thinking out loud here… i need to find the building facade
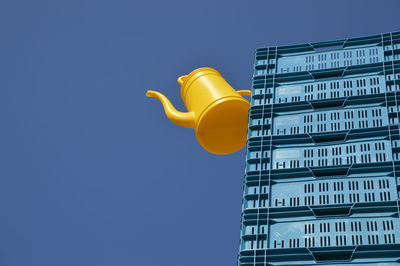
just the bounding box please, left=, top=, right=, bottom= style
left=239, top=32, right=400, bottom=265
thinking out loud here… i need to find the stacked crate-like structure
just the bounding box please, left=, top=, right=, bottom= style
left=239, top=32, right=400, bottom=265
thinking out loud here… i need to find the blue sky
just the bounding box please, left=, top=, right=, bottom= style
left=1, top=0, right=399, bottom=265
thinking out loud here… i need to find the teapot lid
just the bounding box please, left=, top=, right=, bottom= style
left=177, top=67, right=221, bottom=100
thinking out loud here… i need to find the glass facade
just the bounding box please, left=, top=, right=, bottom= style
left=239, top=31, right=400, bottom=266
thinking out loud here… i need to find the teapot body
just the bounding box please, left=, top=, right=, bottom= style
left=147, top=67, right=251, bottom=155
left=179, top=68, right=250, bottom=154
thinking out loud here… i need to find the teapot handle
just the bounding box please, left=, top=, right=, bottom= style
left=237, top=90, right=251, bottom=96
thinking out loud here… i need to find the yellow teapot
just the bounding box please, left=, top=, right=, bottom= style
left=146, top=67, right=251, bottom=155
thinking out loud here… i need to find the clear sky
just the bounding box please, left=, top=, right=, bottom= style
left=1, top=0, right=399, bottom=265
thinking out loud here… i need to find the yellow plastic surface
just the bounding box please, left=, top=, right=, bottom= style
left=146, top=67, right=251, bottom=155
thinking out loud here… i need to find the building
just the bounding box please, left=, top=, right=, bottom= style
left=239, top=31, right=400, bottom=265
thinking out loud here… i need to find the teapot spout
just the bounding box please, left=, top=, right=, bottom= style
left=146, top=90, right=195, bottom=128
